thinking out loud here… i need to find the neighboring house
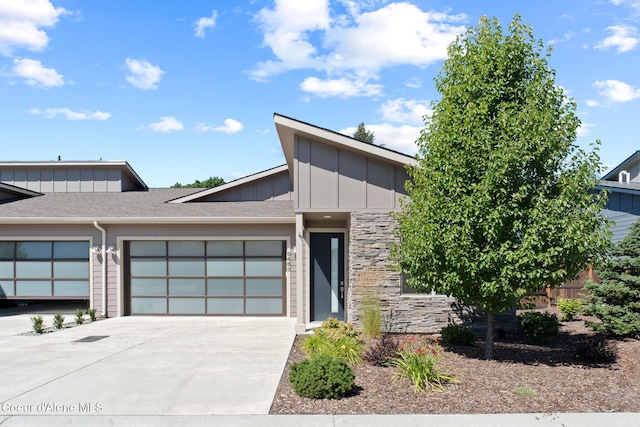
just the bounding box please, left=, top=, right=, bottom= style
left=0, top=114, right=511, bottom=334
left=596, top=150, right=640, bottom=243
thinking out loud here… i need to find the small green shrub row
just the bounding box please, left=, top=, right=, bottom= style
left=556, top=298, right=584, bottom=321
left=289, top=354, right=355, bottom=399
left=30, top=308, right=97, bottom=333
left=518, top=311, right=560, bottom=343
left=440, top=325, right=475, bottom=346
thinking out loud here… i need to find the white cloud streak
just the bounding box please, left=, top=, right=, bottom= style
left=148, top=116, right=184, bottom=132
left=11, top=58, right=63, bottom=88
left=252, top=0, right=466, bottom=98
left=595, top=25, right=639, bottom=53
left=577, top=122, right=594, bottom=137
left=379, top=98, right=431, bottom=125
left=29, top=107, right=110, bottom=120
left=0, top=0, right=68, bottom=55
left=595, top=79, right=640, bottom=102
left=196, top=118, right=244, bottom=134
left=195, top=10, right=217, bottom=38
left=125, top=58, right=164, bottom=90
left=341, top=122, right=421, bottom=154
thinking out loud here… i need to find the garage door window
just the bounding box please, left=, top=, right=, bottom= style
left=128, top=240, right=285, bottom=315
left=0, top=241, right=89, bottom=298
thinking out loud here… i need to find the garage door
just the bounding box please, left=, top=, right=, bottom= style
left=126, top=240, right=286, bottom=315
left=0, top=241, right=90, bottom=299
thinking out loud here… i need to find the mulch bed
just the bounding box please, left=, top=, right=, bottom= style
left=270, top=310, right=640, bottom=414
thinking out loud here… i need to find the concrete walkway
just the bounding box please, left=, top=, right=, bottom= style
left=0, top=315, right=296, bottom=415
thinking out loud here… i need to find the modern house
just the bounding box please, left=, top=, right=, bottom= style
left=0, top=114, right=509, bottom=334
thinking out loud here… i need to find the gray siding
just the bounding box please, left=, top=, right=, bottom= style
left=1, top=167, right=126, bottom=193
left=294, top=137, right=409, bottom=211
left=194, top=170, right=293, bottom=202
left=604, top=191, right=640, bottom=215
left=602, top=209, right=640, bottom=243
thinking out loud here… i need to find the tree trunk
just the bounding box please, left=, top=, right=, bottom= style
left=484, top=312, right=495, bottom=360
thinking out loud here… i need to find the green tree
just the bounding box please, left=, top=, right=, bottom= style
left=585, top=219, right=640, bottom=337
left=352, top=122, right=375, bottom=144
left=392, top=15, right=610, bottom=359
left=171, top=176, right=225, bottom=188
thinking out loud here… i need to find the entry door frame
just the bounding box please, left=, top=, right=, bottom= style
left=305, top=227, right=348, bottom=323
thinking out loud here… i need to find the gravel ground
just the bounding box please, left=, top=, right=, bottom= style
left=270, top=310, right=640, bottom=414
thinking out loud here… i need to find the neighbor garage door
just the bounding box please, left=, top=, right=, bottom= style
left=126, top=240, right=285, bottom=315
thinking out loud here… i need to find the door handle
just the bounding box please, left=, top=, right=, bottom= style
left=339, top=281, right=344, bottom=299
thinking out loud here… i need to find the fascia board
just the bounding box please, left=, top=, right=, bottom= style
left=0, top=217, right=295, bottom=225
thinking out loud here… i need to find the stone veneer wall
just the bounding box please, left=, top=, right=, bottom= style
left=347, top=211, right=516, bottom=335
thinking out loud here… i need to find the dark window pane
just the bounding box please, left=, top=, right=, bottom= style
left=0, top=242, right=13, bottom=259
left=53, top=242, right=89, bottom=259
left=16, top=242, right=52, bottom=259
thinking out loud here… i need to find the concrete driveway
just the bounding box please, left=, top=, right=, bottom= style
left=0, top=313, right=295, bottom=415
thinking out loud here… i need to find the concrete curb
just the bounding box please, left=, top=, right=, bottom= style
left=0, top=413, right=639, bottom=427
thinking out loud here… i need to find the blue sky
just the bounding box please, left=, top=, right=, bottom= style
left=1, top=0, right=639, bottom=187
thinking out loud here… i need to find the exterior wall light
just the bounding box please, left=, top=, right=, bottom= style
left=106, top=245, right=117, bottom=254
left=90, top=245, right=101, bottom=254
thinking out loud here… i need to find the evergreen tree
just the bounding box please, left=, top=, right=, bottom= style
left=392, top=15, right=610, bottom=359
left=585, top=219, right=640, bottom=337
left=171, top=176, right=225, bottom=188
left=352, top=122, right=375, bottom=144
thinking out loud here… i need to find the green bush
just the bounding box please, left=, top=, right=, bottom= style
left=87, top=308, right=97, bottom=321
left=556, top=298, right=584, bottom=321
left=31, top=315, right=44, bottom=334
left=289, top=355, right=355, bottom=399
left=301, top=318, right=364, bottom=364
left=390, top=337, right=459, bottom=393
left=576, top=337, right=617, bottom=364
left=440, top=325, right=475, bottom=346
left=53, top=313, right=65, bottom=329
left=518, top=311, right=560, bottom=343
left=75, top=309, right=85, bottom=325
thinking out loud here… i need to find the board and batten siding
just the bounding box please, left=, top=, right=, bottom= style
left=0, top=167, right=130, bottom=193
left=294, top=137, right=409, bottom=211
left=193, top=170, right=293, bottom=202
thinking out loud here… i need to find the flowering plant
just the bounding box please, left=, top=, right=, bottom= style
left=390, top=337, right=459, bottom=393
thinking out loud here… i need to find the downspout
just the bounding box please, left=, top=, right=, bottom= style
left=93, top=221, right=107, bottom=317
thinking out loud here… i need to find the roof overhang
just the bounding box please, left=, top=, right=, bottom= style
left=274, top=113, right=416, bottom=176
left=0, top=182, right=43, bottom=199
left=168, top=165, right=289, bottom=203
left=0, top=217, right=295, bottom=225
left=601, top=151, right=640, bottom=181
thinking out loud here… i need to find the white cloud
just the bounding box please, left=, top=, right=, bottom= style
left=577, top=122, right=594, bottom=137
left=196, top=118, right=244, bottom=134
left=124, top=58, right=164, bottom=90
left=252, top=1, right=466, bottom=98
left=0, top=0, right=68, bottom=55
left=595, top=25, right=639, bottom=53
left=194, top=10, right=217, bottom=38
left=548, top=32, right=574, bottom=45
left=148, top=116, right=184, bottom=132
left=300, top=75, right=382, bottom=97
left=29, top=107, right=110, bottom=120
left=379, top=98, right=431, bottom=125
left=11, top=58, right=63, bottom=88
left=340, top=122, right=421, bottom=154
left=585, top=99, right=599, bottom=107
left=404, top=77, right=422, bottom=89
left=595, top=79, right=640, bottom=102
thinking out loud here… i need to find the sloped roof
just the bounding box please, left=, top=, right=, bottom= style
left=596, top=180, right=640, bottom=194
left=169, top=165, right=289, bottom=204
left=0, top=182, right=42, bottom=200
left=601, top=151, right=640, bottom=181
left=0, top=188, right=294, bottom=224
left=274, top=113, right=416, bottom=176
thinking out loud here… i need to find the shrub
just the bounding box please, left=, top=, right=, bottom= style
left=556, top=298, right=584, bottom=321
left=360, top=292, right=382, bottom=338
left=576, top=337, right=617, bottom=364
left=31, top=315, right=44, bottom=334
left=389, top=337, right=459, bottom=393
left=87, top=308, right=97, bottom=321
left=53, top=313, right=65, bottom=329
left=440, top=325, right=475, bottom=346
left=513, top=386, right=537, bottom=397
left=364, top=335, right=399, bottom=367
left=289, top=355, right=355, bottom=399
left=75, top=309, right=85, bottom=325
left=301, top=318, right=364, bottom=364
left=518, top=311, right=560, bottom=343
